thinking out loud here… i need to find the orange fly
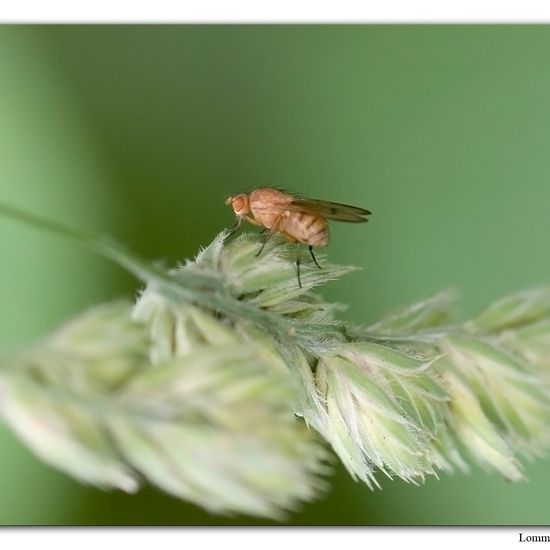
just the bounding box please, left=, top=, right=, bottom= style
left=225, top=187, right=371, bottom=287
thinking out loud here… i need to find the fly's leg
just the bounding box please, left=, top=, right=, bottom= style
left=255, top=215, right=283, bottom=257
left=255, top=229, right=276, bottom=257
left=309, top=245, right=322, bottom=269
left=296, top=244, right=302, bottom=288
left=225, top=217, right=242, bottom=239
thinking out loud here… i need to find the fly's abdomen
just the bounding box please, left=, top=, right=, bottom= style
left=281, top=213, right=329, bottom=246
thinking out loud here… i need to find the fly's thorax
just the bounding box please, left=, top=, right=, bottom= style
left=280, top=213, right=329, bottom=246
left=249, top=188, right=294, bottom=229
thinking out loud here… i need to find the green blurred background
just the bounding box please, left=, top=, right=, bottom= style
left=0, top=25, right=549, bottom=525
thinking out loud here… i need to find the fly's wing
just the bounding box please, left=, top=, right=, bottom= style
left=288, top=197, right=371, bottom=223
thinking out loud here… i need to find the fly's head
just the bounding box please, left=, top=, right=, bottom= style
left=225, top=193, right=250, bottom=218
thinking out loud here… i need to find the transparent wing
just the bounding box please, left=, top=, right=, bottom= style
left=288, top=197, right=371, bottom=223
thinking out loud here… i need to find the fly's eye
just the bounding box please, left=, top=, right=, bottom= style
left=232, top=195, right=246, bottom=214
